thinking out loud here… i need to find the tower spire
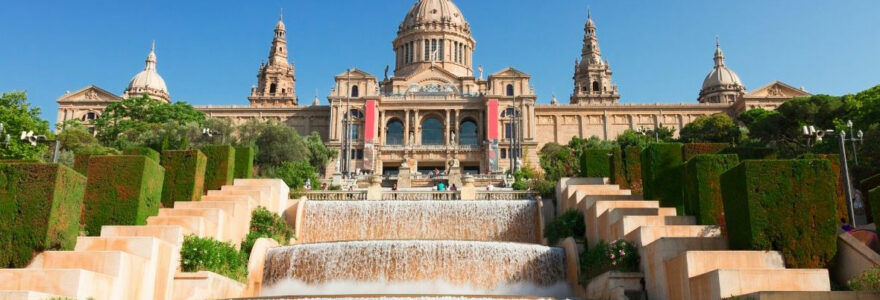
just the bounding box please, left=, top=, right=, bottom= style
left=714, top=36, right=726, bottom=67
left=145, top=41, right=157, bottom=71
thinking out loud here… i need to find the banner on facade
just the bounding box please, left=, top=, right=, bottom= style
left=488, top=139, right=499, bottom=173
left=363, top=142, right=374, bottom=171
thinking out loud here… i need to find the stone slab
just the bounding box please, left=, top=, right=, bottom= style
left=689, top=269, right=830, bottom=300
left=172, top=271, right=245, bottom=300
left=640, top=237, right=728, bottom=300
left=147, top=215, right=213, bottom=239
left=597, top=207, right=676, bottom=244
left=0, top=291, right=63, bottom=300
left=220, top=185, right=273, bottom=212
left=611, top=215, right=696, bottom=242
left=174, top=200, right=251, bottom=245
left=100, top=225, right=185, bottom=248
left=0, top=269, right=115, bottom=299
left=158, top=208, right=228, bottom=241
left=624, top=225, right=721, bottom=247
left=585, top=200, right=658, bottom=247
left=234, top=179, right=290, bottom=214
left=75, top=236, right=177, bottom=300
left=585, top=271, right=643, bottom=300
left=737, top=291, right=880, bottom=300
left=664, top=251, right=785, bottom=300
left=28, top=250, right=149, bottom=299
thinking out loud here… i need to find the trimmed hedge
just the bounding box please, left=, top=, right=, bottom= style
left=721, top=160, right=838, bottom=268
left=641, top=143, right=684, bottom=212
left=861, top=174, right=880, bottom=192
left=682, top=154, right=739, bottom=227
left=720, top=147, right=777, bottom=160
left=233, top=146, right=255, bottom=179
left=123, top=147, right=160, bottom=162
left=682, top=143, right=729, bottom=162
left=871, top=187, right=880, bottom=229
left=202, top=145, right=236, bottom=193
left=623, top=146, right=643, bottom=195
left=73, top=154, right=91, bottom=175
left=609, top=147, right=629, bottom=189
left=0, top=163, right=86, bottom=267
left=83, top=156, right=164, bottom=236
left=580, top=149, right=612, bottom=178
left=160, top=150, right=207, bottom=208
left=862, top=174, right=880, bottom=224
left=799, top=154, right=848, bottom=224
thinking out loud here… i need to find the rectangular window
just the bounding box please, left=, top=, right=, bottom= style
left=439, top=40, right=444, bottom=61
left=350, top=124, right=361, bottom=140
left=409, top=41, right=414, bottom=63
left=501, top=149, right=507, bottom=159
left=505, top=123, right=515, bottom=140
left=425, top=40, right=430, bottom=61
left=431, top=39, right=437, bottom=60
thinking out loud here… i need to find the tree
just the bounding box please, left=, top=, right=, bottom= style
left=94, top=95, right=205, bottom=149
left=679, top=114, right=741, bottom=143
left=55, top=120, right=117, bottom=155
left=616, top=126, right=676, bottom=150
left=304, top=131, right=336, bottom=173
left=0, top=91, right=51, bottom=160
left=539, top=142, right=578, bottom=182
left=254, top=121, right=309, bottom=168
left=271, top=161, right=319, bottom=190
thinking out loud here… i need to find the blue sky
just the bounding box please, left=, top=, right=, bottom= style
left=1, top=0, right=878, bottom=125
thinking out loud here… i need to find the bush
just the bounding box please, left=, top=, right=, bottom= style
left=271, top=161, right=319, bottom=190
left=202, top=145, right=235, bottom=193
left=849, top=266, right=880, bottom=291
left=160, top=150, right=207, bottom=207
left=799, top=154, right=849, bottom=224
left=641, top=143, right=684, bottom=212
left=73, top=154, right=91, bottom=175
left=233, top=147, right=255, bottom=179
left=180, top=235, right=247, bottom=282
left=609, top=147, right=628, bottom=189
left=240, top=207, right=294, bottom=260
left=720, top=147, right=777, bottom=160
left=579, top=239, right=640, bottom=283
left=0, top=163, right=86, bottom=268
left=544, top=209, right=586, bottom=246
left=123, top=147, right=160, bottom=162
left=82, top=156, right=164, bottom=236
left=682, top=143, right=729, bottom=162
left=682, top=154, right=739, bottom=227
left=580, top=149, right=612, bottom=178
left=871, top=187, right=880, bottom=229
left=623, top=146, right=643, bottom=194
left=721, top=160, right=838, bottom=268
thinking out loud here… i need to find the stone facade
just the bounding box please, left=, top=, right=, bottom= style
left=55, top=0, right=812, bottom=177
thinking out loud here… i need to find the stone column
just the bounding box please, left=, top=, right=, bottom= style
left=398, top=163, right=412, bottom=188
left=367, top=175, right=383, bottom=200
left=460, top=175, right=475, bottom=200
left=445, top=109, right=451, bottom=146
left=404, top=110, right=410, bottom=145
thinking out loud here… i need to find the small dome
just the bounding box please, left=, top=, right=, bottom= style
left=399, top=0, right=470, bottom=34
left=701, top=65, right=742, bottom=90
left=275, top=19, right=285, bottom=31
left=124, top=44, right=170, bottom=102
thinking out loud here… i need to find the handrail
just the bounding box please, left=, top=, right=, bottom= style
left=475, top=191, right=538, bottom=201
left=304, top=191, right=367, bottom=201
left=382, top=191, right=461, bottom=201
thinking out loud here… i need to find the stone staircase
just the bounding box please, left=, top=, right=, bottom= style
left=567, top=179, right=831, bottom=300
left=0, top=179, right=289, bottom=300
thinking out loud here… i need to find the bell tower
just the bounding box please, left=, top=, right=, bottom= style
left=249, top=11, right=298, bottom=107
left=571, top=9, right=619, bottom=105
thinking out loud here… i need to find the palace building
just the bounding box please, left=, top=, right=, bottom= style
left=56, top=0, right=812, bottom=181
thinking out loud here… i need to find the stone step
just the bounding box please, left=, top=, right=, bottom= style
left=625, top=225, right=721, bottom=247
left=146, top=215, right=217, bottom=240
left=233, top=179, right=290, bottom=214
left=174, top=200, right=252, bottom=245
left=566, top=188, right=633, bottom=213
left=611, top=215, right=696, bottom=242
left=597, top=207, right=677, bottom=244
left=219, top=185, right=272, bottom=212
left=208, top=189, right=269, bottom=212
left=158, top=208, right=228, bottom=241
left=0, top=269, right=115, bottom=299
left=0, top=291, right=63, bottom=300
left=100, top=225, right=185, bottom=248
left=28, top=250, right=149, bottom=299
left=585, top=200, right=660, bottom=247
left=75, top=236, right=178, bottom=300
left=639, top=237, right=728, bottom=300
left=689, top=269, right=830, bottom=300
left=201, top=194, right=257, bottom=210
left=665, top=251, right=786, bottom=300
left=172, top=271, right=246, bottom=300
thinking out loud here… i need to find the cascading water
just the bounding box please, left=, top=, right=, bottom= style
left=261, top=240, right=571, bottom=298
left=299, top=201, right=540, bottom=243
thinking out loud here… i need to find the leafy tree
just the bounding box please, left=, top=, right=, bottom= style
left=94, top=95, right=205, bottom=148
left=304, top=131, right=336, bottom=173
left=616, top=126, right=676, bottom=150
left=55, top=120, right=117, bottom=155
left=539, top=142, right=577, bottom=182
left=679, top=113, right=741, bottom=143
left=235, top=118, right=269, bottom=147
left=0, top=91, right=51, bottom=160
left=270, top=161, right=320, bottom=190
left=254, top=121, right=310, bottom=168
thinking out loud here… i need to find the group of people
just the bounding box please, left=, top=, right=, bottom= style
left=435, top=182, right=457, bottom=191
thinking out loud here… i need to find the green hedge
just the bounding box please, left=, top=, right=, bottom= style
left=720, top=147, right=777, bottom=160
left=721, top=160, right=838, bottom=268
left=623, top=146, right=643, bottom=195
left=682, top=143, right=729, bottom=161
left=682, top=154, right=739, bottom=226
left=0, top=163, right=86, bottom=267
left=241, top=207, right=295, bottom=260
left=233, top=147, right=254, bottom=179
left=641, top=143, right=684, bottom=212
left=862, top=174, right=880, bottom=224
left=160, top=150, right=207, bottom=208
left=180, top=235, right=247, bottom=282
left=123, top=147, right=160, bottom=162
left=83, top=156, right=164, bottom=236
left=202, top=145, right=235, bottom=193
left=580, top=149, right=612, bottom=178
left=609, top=147, right=628, bottom=189
left=543, top=209, right=586, bottom=246
left=73, top=154, right=91, bottom=175
left=870, top=187, right=880, bottom=229
left=799, top=154, right=848, bottom=224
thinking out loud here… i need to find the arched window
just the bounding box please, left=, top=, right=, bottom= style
left=344, top=109, right=364, bottom=120
left=386, top=119, right=404, bottom=145
left=592, top=81, right=600, bottom=92
left=501, top=107, right=520, bottom=118
left=421, top=117, right=444, bottom=145
left=351, top=85, right=359, bottom=97
left=459, top=119, right=478, bottom=145
left=506, top=84, right=515, bottom=96
left=270, top=83, right=277, bottom=94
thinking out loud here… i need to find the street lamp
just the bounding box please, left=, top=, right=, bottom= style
left=805, top=124, right=865, bottom=226
left=202, top=128, right=223, bottom=144
left=0, top=124, right=11, bottom=146
left=846, top=120, right=864, bottom=166
left=636, top=127, right=659, bottom=143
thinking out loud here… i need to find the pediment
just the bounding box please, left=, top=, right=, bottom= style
left=335, top=68, right=376, bottom=79
left=745, top=81, right=811, bottom=98
left=489, top=67, right=531, bottom=78
left=57, top=85, right=122, bottom=103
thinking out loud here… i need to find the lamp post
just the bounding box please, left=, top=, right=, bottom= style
left=202, top=128, right=222, bottom=144
left=804, top=124, right=864, bottom=226
left=636, top=127, right=659, bottom=143
left=846, top=120, right=864, bottom=166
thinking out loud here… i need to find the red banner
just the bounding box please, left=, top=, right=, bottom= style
left=487, top=99, right=499, bottom=140
left=364, top=100, right=376, bottom=143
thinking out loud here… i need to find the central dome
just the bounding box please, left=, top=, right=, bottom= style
left=399, top=0, right=470, bottom=35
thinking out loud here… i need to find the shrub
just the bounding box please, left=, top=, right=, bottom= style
left=233, top=146, right=255, bottom=179
left=721, top=160, right=838, bottom=268
left=82, top=156, right=164, bottom=236
left=272, top=161, right=319, bottom=190
left=682, top=154, right=739, bottom=227
left=202, top=145, right=235, bottom=193
left=123, top=147, right=160, bottom=162
left=682, top=143, right=729, bottom=162
left=849, top=266, right=880, bottom=291
left=73, top=154, right=91, bottom=175
left=623, top=146, right=643, bottom=194
left=720, top=146, right=777, bottom=160
left=180, top=235, right=247, bottom=282
left=609, top=147, right=628, bottom=189
left=240, top=207, right=294, bottom=260
left=579, top=239, right=640, bottom=283
left=799, top=154, right=848, bottom=224
left=544, top=209, right=586, bottom=246
left=160, top=150, right=207, bottom=207
left=580, top=149, right=612, bottom=178
left=871, top=187, right=880, bottom=229
left=0, top=163, right=86, bottom=268
left=641, top=143, right=684, bottom=212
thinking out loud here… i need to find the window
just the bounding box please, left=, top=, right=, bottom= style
left=506, top=84, right=514, bottom=96
left=421, top=117, right=444, bottom=145
left=505, top=123, right=516, bottom=140
left=592, top=81, right=600, bottom=92
left=431, top=39, right=437, bottom=60
left=386, top=119, right=404, bottom=145
left=439, top=39, right=444, bottom=61
left=269, top=83, right=277, bottom=94
left=409, top=41, right=415, bottom=63
left=349, top=124, right=361, bottom=140
left=82, top=112, right=97, bottom=121
left=459, top=119, right=478, bottom=145
left=351, top=85, right=359, bottom=97
left=424, top=40, right=430, bottom=61
left=345, top=109, right=364, bottom=119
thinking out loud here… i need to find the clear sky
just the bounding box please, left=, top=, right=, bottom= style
left=1, top=0, right=878, bottom=126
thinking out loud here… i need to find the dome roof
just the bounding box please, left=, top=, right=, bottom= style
left=701, top=42, right=743, bottom=90
left=125, top=43, right=170, bottom=102
left=399, top=0, right=470, bottom=35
